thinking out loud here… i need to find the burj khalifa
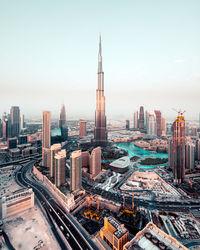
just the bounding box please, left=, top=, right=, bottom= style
left=94, top=36, right=107, bottom=146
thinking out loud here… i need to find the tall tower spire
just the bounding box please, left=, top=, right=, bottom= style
left=94, top=36, right=107, bottom=146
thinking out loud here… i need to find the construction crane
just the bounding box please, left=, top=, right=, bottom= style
left=172, top=108, right=186, bottom=117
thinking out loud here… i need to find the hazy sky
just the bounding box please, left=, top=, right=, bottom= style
left=0, top=0, right=200, bottom=121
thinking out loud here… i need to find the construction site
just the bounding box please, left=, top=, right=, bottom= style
left=73, top=190, right=149, bottom=236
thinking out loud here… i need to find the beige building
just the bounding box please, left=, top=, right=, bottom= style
left=81, top=147, right=101, bottom=179
left=79, top=120, right=87, bottom=137
left=42, top=111, right=51, bottom=166
left=133, top=111, right=138, bottom=129
left=50, top=143, right=61, bottom=178
left=70, top=150, right=82, bottom=192
left=2, top=189, right=34, bottom=219
left=123, top=222, right=187, bottom=250
left=90, top=147, right=101, bottom=178
left=54, top=149, right=66, bottom=187
left=161, top=117, right=166, bottom=136
left=100, top=216, right=129, bottom=250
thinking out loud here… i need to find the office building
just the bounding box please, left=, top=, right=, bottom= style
left=154, top=110, right=162, bottom=137
left=139, top=106, right=144, bottom=130
left=191, top=126, right=198, bottom=137
left=70, top=150, right=82, bottom=192
left=185, top=125, right=190, bottom=136
left=90, top=147, right=101, bottom=178
left=2, top=189, right=34, bottom=219
left=161, top=117, right=166, bottom=136
left=79, top=120, right=87, bottom=137
left=43, top=148, right=51, bottom=168
left=59, top=104, right=66, bottom=128
left=100, top=216, right=129, bottom=250
left=185, top=141, right=195, bottom=170
left=50, top=143, right=61, bottom=178
left=145, top=110, right=150, bottom=129
left=18, top=135, right=28, bottom=144
left=94, top=36, right=107, bottom=146
left=7, top=137, right=17, bottom=149
left=54, top=149, right=66, bottom=187
left=123, top=222, right=187, bottom=250
left=168, top=138, right=173, bottom=170
left=195, top=139, right=200, bottom=161
left=147, top=111, right=156, bottom=136
left=133, top=111, right=138, bottom=129
left=10, top=106, right=20, bottom=137
left=172, top=113, right=186, bottom=184
left=42, top=111, right=51, bottom=166
left=125, top=120, right=130, bottom=130
left=0, top=119, right=2, bottom=138
left=20, top=114, right=25, bottom=130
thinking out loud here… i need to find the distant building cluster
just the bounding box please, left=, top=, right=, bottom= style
left=133, top=106, right=166, bottom=137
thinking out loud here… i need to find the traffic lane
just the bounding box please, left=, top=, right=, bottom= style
left=18, top=165, right=90, bottom=250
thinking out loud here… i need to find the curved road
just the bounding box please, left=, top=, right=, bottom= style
left=15, top=161, right=98, bottom=250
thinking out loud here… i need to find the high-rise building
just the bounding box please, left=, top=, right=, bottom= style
left=42, top=111, right=51, bottom=166
left=145, top=110, right=150, bottom=129
left=90, top=147, right=101, bottom=178
left=54, top=149, right=66, bottom=187
left=168, top=138, right=173, bottom=170
left=79, top=120, right=87, bottom=137
left=154, top=110, right=162, bottom=137
left=147, top=111, right=156, bottom=136
left=185, top=124, right=190, bottom=136
left=185, top=142, right=195, bottom=170
left=0, top=119, right=3, bottom=138
left=139, top=106, right=144, bottom=131
left=161, top=117, right=166, bottom=136
left=43, top=148, right=51, bottom=168
left=172, top=113, right=186, bottom=184
left=70, top=150, right=82, bottom=192
left=195, top=139, right=200, bottom=161
left=94, top=36, right=107, bottom=146
left=50, top=143, right=61, bottom=178
left=191, top=126, right=198, bottom=137
left=10, top=106, right=20, bottom=137
left=59, top=104, right=66, bottom=128
left=125, top=120, right=130, bottom=130
left=20, top=114, right=25, bottom=130
left=133, top=111, right=138, bottom=129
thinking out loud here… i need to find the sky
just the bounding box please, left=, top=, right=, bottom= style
left=0, top=0, right=200, bottom=121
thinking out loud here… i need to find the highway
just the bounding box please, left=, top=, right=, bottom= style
left=15, top=161, right=98, bottom=250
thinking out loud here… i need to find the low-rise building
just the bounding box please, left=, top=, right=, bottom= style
left=123, top=222, right=187, bottom=250
left=2, top=188, right=34, bottom=219
left=100, top=216, right=129, bottom=250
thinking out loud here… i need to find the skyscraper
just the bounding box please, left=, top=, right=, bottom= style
left=154, top=110, right=162, bottom=137
left=42, top=111, right=51, bottom=166
left=10, top=106, right=20, bottom=137
left=54, top=149, right=66, bottom=187
left=147, top=111, right=156, bottom=136
left=59, top=104, right=66, bottom=128
left=79, top=120, right=87, bottom=137
left=94, top=36, right=107, bottom=146
left=90, top=146, right=101, bottom=178
left=172, top=113, right=186, bottom=184
left=50, top=143, right=61, bottom=178
left=70, top=150, right=82, bottom=192
left=133, top=111, right=138, bottom=129
left=185, top=141, right=195, bottom=170
left=195, top=139, right=200, bottom=161
left=139, top=106, right=144, bottom=131
left=161, top=117, right=166, bottom=136
left=126, top=120, right=130, bottom=130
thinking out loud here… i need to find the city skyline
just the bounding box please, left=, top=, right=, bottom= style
left=0, top=1, right=200, bottom=120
